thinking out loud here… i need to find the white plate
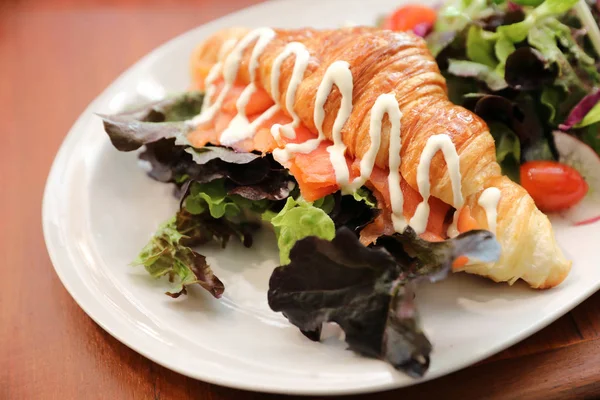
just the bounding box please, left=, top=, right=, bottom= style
left=43, top=0, right=600, bottom=395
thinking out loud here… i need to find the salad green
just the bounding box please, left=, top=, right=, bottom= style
left=427, top=0, right=600, bottom=176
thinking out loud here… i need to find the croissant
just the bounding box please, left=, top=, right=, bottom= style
left=188, top=27, right=571, bottom=289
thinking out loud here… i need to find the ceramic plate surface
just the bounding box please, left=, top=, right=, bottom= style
left=43, top=0, right=600, bottom=394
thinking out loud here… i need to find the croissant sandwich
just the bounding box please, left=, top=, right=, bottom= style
left=177, top=26, right=569, bottom=289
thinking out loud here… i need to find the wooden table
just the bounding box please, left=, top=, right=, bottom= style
left=2, top=0, right=600, bottom=398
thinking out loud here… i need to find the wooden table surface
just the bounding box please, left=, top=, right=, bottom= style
left=2, top=0, right=600, bottom=399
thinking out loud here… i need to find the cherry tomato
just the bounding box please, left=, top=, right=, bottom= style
left=520, top=161, right=588, bottom=212
left=382, top=5, right=437, bottom=34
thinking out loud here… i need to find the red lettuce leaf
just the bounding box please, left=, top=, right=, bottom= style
left=268, top=227, right=500, bottom=377
left=505, top=47, right=558, bottom=91
left=328, top=191, right=380, bottom=233
left=141, top=140, right=294, bottom=201
left=134, top=211, right=227, bottom=299
left=101, top=92, right=295, bottom=202
left=99, top=91, right=204, bottom=151
left=469, top=93, right=557, bottom=161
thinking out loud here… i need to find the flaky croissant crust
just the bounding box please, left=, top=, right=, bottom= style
left=191, top=27, right=571, bottom=288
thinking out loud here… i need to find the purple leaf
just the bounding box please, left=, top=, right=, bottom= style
left=268, top=227, right=500, bottom=377
left=559, top=90, right=600, bottom=131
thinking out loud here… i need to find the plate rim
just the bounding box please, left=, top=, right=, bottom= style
left=42, top=0, right=600, bottom=395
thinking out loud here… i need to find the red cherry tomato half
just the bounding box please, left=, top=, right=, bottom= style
left=520, top=161, right=588, bottom=212
left=382, top=5, right=437, bottom=33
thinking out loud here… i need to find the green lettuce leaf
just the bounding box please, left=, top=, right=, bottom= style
left=351, top=186, right=377, bottom=208
left=466, top=25, right=498, bottom=68
left=494, top=35, right=516, bottom=70
left=511, top=0, right=543, bottom=5
left=263, top=188, right=379, bottom=265
left=266, top=197, right=336, bottom=265
left=488, top=121, right=521, bottom=182
left=134, top=178, right=272, bottom=299
left=184, top=180, right=272, bottom=218
left=428, top=0, right=495, bottom=56
left=447, top=59, right=508, bottom=90
left=435, top=0, right=493, bottom=34
left=497, top=0, right=579, bottom=43
left=541, top=86, right=561, bottom=123
left=185, top=180, right=243, bottom=218
left=133, top=213, right=225, bottom=298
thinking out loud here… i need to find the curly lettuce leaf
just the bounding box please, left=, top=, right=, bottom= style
left=100, top=92, right=296, bottom=200
left=268, top=227, right=500, bottom=377
left=133, top=191, right=266, bottom=300
left=466, top=25, right=498, bottom=68
left=428, top=0, right=500, bottom=57
left=133, top=214, right=225, bottom=298
left=497, top=0, right=579, bottom=43
left=504, top=47, right=558, bottom=90
left=99, top=91, right=203, bottom=151
left=472, top=94, right=556, bottom=161
left=495, top=35, right=516, bottom=68
left=176, top=207, right=259, bottom=249
left=527, top=22, right=584, bottom=89
left=142, top=141, right=295, bottom=200
left=435, top=0, right=494, bottom=35
left=265, top=197, right=336, bottom=265
left=263, top=188, right=379, bottom=265
left=351, top=186, right=377, bottom=208
left=511, top=0, right=543, bottom=6
left=447, top=59, right=508, bottom=90
left=184, top=180, right=244, bottom=218
left=330, top=190, right=380, bottom=231
left=184, top=146, right=259, bottom=165
left=488, top=121, right=522, bottom=182
left=184, top=180, right=272, bottom=218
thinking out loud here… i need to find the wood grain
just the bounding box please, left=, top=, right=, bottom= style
left=1, top=1, right=599, bottom=399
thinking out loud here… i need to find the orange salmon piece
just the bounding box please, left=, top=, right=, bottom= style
left=457, top=206, right=480, bottom=233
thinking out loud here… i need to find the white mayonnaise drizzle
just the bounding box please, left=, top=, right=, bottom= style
left=189, top=28, right=275, bottom=128
left=270, top=42, right=310, bottom=141
left=273, top=60, right=353, bottom=164
left=346, top=94, right=397, bottom=192
left=323, top=61, right=354, bottom=189
left=220, top=28, right=276, bottom=145
left=201, top=38, right=238, bottom=111
left=411, top=134, right=463, bottom=235
left=478, top=187, right=501, bottom=235
left=380, top=96, right=407, bottom=232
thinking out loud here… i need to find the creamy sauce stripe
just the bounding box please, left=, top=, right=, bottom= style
left=190, top=28, right=275, bottom=128
left=322, top=61, right=354, bottom=190
left=201, top=38, right=238, bottom=112
left=410, top=134, right=464, bottom=235
left=189, top=28, right=498, bottom=236
left=220, top=28, right=276, bottom=145
left=270, top=42, right=311, bottom=141
left=274, top=60, right=353, bottom=163
left=478, top=187, right=501, bottom=235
